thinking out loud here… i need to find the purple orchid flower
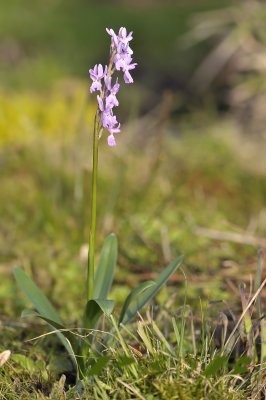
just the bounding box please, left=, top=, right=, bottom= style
left=104, top=76, right=120, bottom=95
left=89, top=27, right=136, bottom=146
left=117, top=27, right=133, bottom=45
left=89, top=64, right=107, bottom=93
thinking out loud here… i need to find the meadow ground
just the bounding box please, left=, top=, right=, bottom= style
left=1, top=1, right=266, bottom=398
left=1, top=83, right=266, bottom=399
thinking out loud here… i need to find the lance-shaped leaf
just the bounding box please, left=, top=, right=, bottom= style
left=94, top=234, right=117, bottom=299
left=21, top=309, right=65, bottom=330
left=84, top=299, right=114, bottom=331
left=120, top=255, right=184, bottom=325
left=119, top=281, right=155, bottom=324
left=13, top=267, right=63, bottom=326
left=13, top=268, right=79, bottom=374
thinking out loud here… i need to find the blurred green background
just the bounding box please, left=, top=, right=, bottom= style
left=0, top=0, right=229, bottom=90
left=1, top=0, right=266, bottom=318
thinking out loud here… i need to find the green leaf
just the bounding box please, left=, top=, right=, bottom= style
left=21, top=309, right=65, bottom=330
left=87, top=356, right=111, bottom=377
left=120, top=255, right=183, bottom=325
left=94, top=234, right=117, bottom=299
left=56, top=333, right=79, bottom=376
left=118, top=281, right=155, bottom=324
left=84, top=299, right=114, bottom=330
left=13, top=267, right=63, bottom=326
left=13, top=269, right=79, bottom=375
left=204, top=355, right=229, bottom=377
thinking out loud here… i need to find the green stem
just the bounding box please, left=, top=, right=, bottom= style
left=87, top=112, right=100, bottom=300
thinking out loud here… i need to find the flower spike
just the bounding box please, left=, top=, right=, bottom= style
left=89, top=27, right=137, bottom=146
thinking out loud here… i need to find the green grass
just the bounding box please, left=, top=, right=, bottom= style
left=0, top=308, right=261, bottom=399
left=1, top=83, right=266, bottom=397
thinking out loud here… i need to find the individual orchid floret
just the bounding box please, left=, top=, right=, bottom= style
left=97, top=94, right=118, bottom=112
left=89, top=64, right=107, bottom=93
left=102, top=111, right=119, bottom=130
left=106, top=28, right=119, bottom=48
left=104, top=78, right=120, bottom=108
left=107, top=123, right=121, bottom=147
left=104, top=76, right=120, bottom=95
left=114, top=53, right=132, bottom=71
left=106, top=27, right=133, bottom=48
left=113, top=46, right=137, bottom=83
left=107, top=134, right=116, bottom=147
left=89, top=27, right=136, bottom=146
left=117, top=27, right=133, bottom=45
left=123, top=63, right=137, bottom=84
left=97, top=95, right=119, bottom=130
left=90, top=80, right=103, bottom=93
left=106, top=93, right=119, bottom=109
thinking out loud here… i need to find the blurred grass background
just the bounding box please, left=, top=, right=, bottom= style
left=1, top=0, right=266, bottom=319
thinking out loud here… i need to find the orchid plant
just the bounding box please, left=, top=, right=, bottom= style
left=13, top=27, right=183, bottom=379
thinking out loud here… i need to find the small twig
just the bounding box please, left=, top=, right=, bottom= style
left=195, top=226, right=266, bottom=248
